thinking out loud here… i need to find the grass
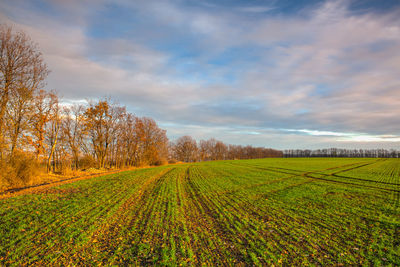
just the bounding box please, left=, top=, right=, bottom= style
left=0, top=158, right=399, bottom=265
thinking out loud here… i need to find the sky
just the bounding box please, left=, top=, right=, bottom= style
left=1, top=0, right=400, bottom=150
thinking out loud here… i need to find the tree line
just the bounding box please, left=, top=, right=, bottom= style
left=284, top=148, right=400, bottom=158
left=0, top=24, right=170, bottom=185
left=0, top=27, right=168, bottom=168
left=171, top=135, right=282, bottom=162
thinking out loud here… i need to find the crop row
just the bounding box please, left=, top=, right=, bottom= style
left=0, top=158, right=399, bottom=265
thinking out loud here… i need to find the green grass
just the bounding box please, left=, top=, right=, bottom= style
left=0, top=158, right=399, bottom=265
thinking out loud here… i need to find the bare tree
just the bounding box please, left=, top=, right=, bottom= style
left=120, top=113, right=137, bottom=167
left=7, top=83, right=35, bottom=158
left=199, top=140, right=210, bottom=161
left=31, top=90, right=54, bottom=161
left=0, top=24, right=49, bottom=159
left=45, top=93, right=60, bottom=172
left=174, top=136, right=282, bottom=162
left=174, top=135, right=198, bottom=162
left=62, top=104, right=85, bottom=170
left=214, top=141, right=227, bottom=160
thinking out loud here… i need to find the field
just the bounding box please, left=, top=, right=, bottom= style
left=0, top=158, right=399, bottom=265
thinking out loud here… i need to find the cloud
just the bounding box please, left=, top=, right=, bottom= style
left=236, top=6, right=275, bottom=13
left=285, top=129, right=400, bottom=142
left=1, top=0, right=400, bottom=148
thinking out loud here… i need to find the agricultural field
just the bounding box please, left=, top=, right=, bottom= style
left=0, top=158, right=399, bottom=265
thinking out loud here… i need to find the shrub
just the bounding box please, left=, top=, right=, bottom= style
left=0, top=151, right=40, bottom=188
left=79, top=155, right=97, bottom=170
left=168, top=158, right=178, bottom=164
left=0, top=160, right=14, bottom=191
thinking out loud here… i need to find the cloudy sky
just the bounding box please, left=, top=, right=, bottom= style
left=1, top=0, right=400, bottom=149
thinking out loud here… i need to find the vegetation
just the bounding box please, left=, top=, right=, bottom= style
left=171, top=135, right=282, bottom=163
left=0, top=158, right=399, bottom=265
left=285, top=148, right=400, bottom=158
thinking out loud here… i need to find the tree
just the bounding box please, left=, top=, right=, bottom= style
left=199, top=139, right=211, bottom=161
left=174, top=135, right=198, bottom=162
left=83, top=99, right=125, bottom=168
left=119, top=113, right=139, bottom=168
left=106, top=105, right=125, bottom=168
left=7, top=83, right=35, bottom=158
left=199, top=138, right=217, bottom=161
left=173, top=136, right=283, bottom=162
left=0, top=24, right=49, bottom=159
left=214, top=141, right=227, bottom=160
left=134, top=117, right=168, bottom=166
left=45, top=93, right=60, bottom=172
left=83, top=100, right=112, bottom=168
left=31, top=90, right=55, bottom=160
left=62, top=104, right=85, bottom=170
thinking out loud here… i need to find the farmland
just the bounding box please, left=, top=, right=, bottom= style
left=0, top=158, right=399, bottom=265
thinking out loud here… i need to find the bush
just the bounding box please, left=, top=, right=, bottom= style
left=153, top=157, right=168, bottom=166
left=59, top=164, right=75, bottom=176
left=0, top=160, right=14, bottom=191
left=0, top=151, right=40, bottom=188
left=79, top=155, right=97, bottom=170
left=168, top=158, right=178, bottom=164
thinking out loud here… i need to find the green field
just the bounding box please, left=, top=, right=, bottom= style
left=0, top=158, right=399, bottom=265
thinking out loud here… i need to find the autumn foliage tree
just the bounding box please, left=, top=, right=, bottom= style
left=133, top=117, right=168, bottom=166
left=83, top=100, right=116, bottom=168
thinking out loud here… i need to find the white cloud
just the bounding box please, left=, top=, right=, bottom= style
left=236, top=6, right=275, bottom=13
left=1, top=0, right=400, bottom=148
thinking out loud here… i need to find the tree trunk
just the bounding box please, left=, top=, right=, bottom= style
left=47, top=123, right=59, bottom=173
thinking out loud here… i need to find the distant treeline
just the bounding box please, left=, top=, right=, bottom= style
left=284, top=148, right=400, bottom=158
left=170, top=136, right=282, bottom=163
